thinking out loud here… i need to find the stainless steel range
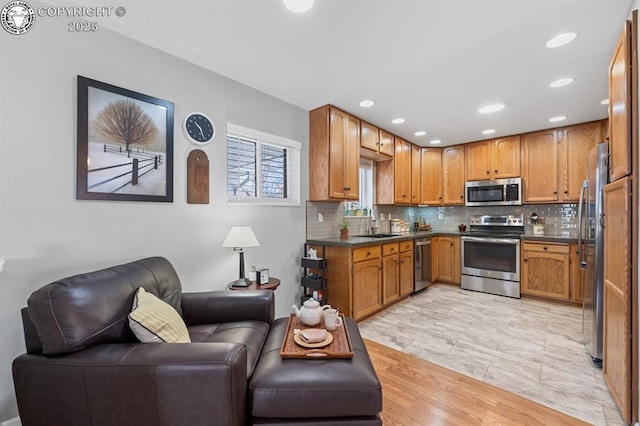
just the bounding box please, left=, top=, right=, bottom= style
left=461, top=215, right=524, bottom=298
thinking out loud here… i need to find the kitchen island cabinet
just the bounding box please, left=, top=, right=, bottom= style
left=309, top=105, right=360, bottom=201
left=382, top=243, right=400, bottom=306
left=322, top=238, right=419, bottom=320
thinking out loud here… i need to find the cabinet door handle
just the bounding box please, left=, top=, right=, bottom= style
left=543, top=246, right=548, bottom=250
left=553, top=191, right=557, bottom=195
left=344, top=187, right=351, bottom=191
left=460, top=196, right=464, bottom=199
left=367, top=251, right=371, bottom=256
left=494, top=170, right=498, bottom=173
left=486, top=171, right=490, bottom=174
left=524, top=259, right=528, bottom=262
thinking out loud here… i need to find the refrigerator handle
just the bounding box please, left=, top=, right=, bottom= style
left=577, top=180, right=588, bottom=269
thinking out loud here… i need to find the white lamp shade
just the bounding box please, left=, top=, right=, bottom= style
left=222, top=227, right=260, bottom=248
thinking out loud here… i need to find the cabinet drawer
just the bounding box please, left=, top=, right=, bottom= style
left=382, top=243, right=399, bottom=256
left=353, top=245, right=381, bottom=262
left=522, top=242, right=569, bottom=254
left=400, top=240, right=414, bottom=252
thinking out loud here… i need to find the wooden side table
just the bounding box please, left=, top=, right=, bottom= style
left=227, top=277, right=281, bottom=291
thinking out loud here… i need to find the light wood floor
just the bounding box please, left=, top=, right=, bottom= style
left=365, top=338, right=590, bottom=425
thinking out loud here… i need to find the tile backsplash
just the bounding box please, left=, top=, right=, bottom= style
left=306, top=202, right=578, bottom=239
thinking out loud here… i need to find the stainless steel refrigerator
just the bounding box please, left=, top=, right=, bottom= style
left=578, top=142, right=608, bottom=366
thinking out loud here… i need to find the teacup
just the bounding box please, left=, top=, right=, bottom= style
left=323, top=308, right=343, bottom=331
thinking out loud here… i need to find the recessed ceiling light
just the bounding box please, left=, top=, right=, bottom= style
left=283, top=0, right=314, bottom=13
left=478, top=102, right=505, bottom=114
left=359, top=99, right=375, bottom=108
left=430, top=139, right=442, bottom=145
left=601, top=99, right=610, bottom=105
left=482, top=129, right=496, bottom=135
left=546, top=32, right=577, bottom=48
left=392, top=118, right=405, bottom=124
left=550, top=77, right=574, bottom=88
left=549, top=115, right=567, bottom=122
left=414, top=131, right=426, bottom=136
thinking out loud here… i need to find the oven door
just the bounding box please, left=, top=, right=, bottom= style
left=461, top=236, right=520, bottom=282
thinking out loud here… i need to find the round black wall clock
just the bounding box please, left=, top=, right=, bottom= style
left=183, top=112, right=215, bottom=145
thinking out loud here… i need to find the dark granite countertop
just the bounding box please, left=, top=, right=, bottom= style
left=521, top=233, right=578, bottom=243
left=308, top=231, right=578, bottom=247
left=306, top=231, right=462, bottom=247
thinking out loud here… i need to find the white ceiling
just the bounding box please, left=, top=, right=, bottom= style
left=85, top=0, right=632, bottom=146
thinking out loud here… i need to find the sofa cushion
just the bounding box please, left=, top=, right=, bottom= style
left=27, top=257, right=183, bottom=355
left=129, top=287, right=191, bottom=343
left=188, top=320, right=270, bottom=377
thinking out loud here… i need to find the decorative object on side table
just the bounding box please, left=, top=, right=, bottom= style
left=257, top=268, right=269, bottom=284
left=76, top=76, right=174, bottom=202
left=222, top=226, right=260, bottom=287
left=529, top=212, right=545, bottom=235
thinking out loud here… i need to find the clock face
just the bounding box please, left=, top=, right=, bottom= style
left=184, top=113, right=215, bottom=145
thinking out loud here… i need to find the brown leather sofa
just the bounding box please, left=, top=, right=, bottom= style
left=13, top=257, right=382, bottom=426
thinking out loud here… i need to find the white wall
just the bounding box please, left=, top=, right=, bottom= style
left=0, top=5, right=308, bottom=421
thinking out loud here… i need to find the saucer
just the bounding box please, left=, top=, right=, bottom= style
left=293, top=330, right=334, bottom=348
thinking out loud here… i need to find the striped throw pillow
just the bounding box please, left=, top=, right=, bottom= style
left=128, top=287, right=191, bottom=343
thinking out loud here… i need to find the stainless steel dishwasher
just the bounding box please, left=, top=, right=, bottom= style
left=414, top=238, right=432, bottom=293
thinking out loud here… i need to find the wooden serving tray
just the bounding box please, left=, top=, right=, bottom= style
left=280, top=313, right=354, bottom=359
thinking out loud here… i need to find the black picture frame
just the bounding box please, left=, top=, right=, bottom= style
left=76, top=76, right=174, bottom=202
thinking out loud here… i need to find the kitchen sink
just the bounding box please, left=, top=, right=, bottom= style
left=354, top=233, right=401, bottom=238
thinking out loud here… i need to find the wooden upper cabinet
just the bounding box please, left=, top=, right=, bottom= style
left=608, top=21, right=632, bottom=182
left=493, top=135, right=521, bottom=179
left=466, top=136, right=520, bottom=181
left=442, top=145, right=465, bottom=205
left=309, top=105, right=360, bottom=201
left=420, top=147, right=442, bottom=205
left=379, top=130, right=395, bottom=157
left=560, top=121, right=601, bottom=202
left=360, top=122, right=394, bottom=160
left=522, top=129, right=559, bottom=203
left=360, top=121, right=379, bottom=152
left=394, top=138, right=412, bottom=204
left=465, top=140, right=492, bottom=181
left=411, top=144, right=421, bottom=205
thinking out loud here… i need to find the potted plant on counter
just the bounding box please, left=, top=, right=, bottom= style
left=340, top=218, right=350, bottom=239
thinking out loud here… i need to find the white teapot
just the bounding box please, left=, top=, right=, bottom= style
left=292, top=299, right=332, bottom=326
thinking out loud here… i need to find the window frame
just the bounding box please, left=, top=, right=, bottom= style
left=226, top=123, right=301, bottom=206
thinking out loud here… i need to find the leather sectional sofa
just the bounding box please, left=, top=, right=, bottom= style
left=13, top=257, right=382, bottom=425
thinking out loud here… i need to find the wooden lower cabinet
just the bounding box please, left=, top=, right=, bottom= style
left=353, top=257, right=383, bottom=320
left=603, top=177, right=632, bottom=423
left=325, top=240, right=415, bottom=320
left=432, top=236, right=460, bottom=284
left=569, top=243, right=584, bottom=303
left=521, top=242, right=570, bottom=300
left=382, top=243, right=400, bottom=306
left=399, top=242, right=414, bottom=297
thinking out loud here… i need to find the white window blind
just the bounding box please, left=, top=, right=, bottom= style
left=226, top=123, right=301, bottom=206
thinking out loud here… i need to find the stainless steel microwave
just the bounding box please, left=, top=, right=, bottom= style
left=465, top=177, right=522, bottom=206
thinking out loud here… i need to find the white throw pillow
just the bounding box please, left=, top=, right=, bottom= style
left=128, top=287, right=191, bottom=343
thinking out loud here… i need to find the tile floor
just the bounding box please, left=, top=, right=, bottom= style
left=359, top=284, right=626, bottom=426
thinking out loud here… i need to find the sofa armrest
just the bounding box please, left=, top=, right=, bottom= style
left=13, top=342, right=248, bottom=426
left=181, top=290, right=274, bottom=326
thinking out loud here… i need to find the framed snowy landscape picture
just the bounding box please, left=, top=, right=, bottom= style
left=76, top=76, right=174, bottom=202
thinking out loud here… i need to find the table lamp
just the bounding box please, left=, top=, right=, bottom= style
left=222, top=226, right=260, bottom=287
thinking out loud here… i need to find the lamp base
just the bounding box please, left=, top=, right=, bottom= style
left=230, top=278, right=252, bottom=288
